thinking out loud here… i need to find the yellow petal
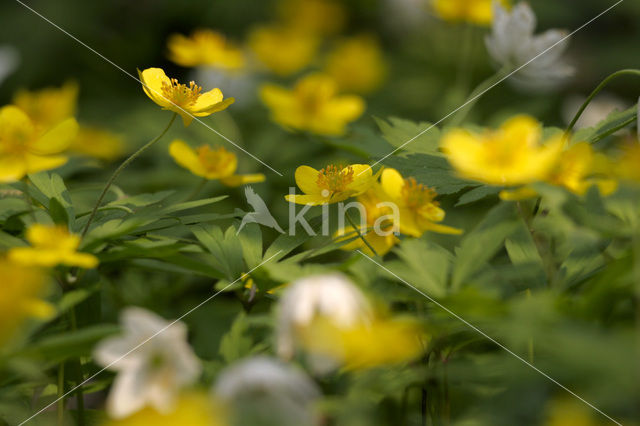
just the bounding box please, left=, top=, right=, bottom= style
left=499, top=187, right=539, bottom=201
left=178, top=111, right=194, bottom=127
left=21, top=299, right=56, bottom=319
left=169, top=140, right=206, bottom=177
left=295, top=165, right=321, bottom=195
left=24, top=154, right=68, bottom=174
left=0, top=105, right=35, bottom=143
left=326, top=95, right=365, bottom=122
left=501, top=115, right=542, bottom=148
left=284, top=194, right=326, bottom=205
left=347, top=164, right=375, bottom=195
left=138, top=68, right=171, bottom=107
left=424, top=223, right=463, bottom=235
left=63, top=252, right=99, bottom=269
left=0, top=156, right=27, bottom=182
left=260, top=84, right=295, bottom=109
left=32, top=117, right=79, bottom=154
left=220, top=173, right=266, bottom=187
left=380, top=168, right=404, bottom=201
left=8, top=248, right=61, bottom=267
left=192, top=97, right=235, bottom=116
left=191, top=88, right=223, bottom=111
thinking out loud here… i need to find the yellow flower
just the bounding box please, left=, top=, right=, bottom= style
left=8, top=224, right=99, bottom=269
left=285, top=163, right=378, bottom=205
left=167, top=29, right=245, bottom=71
left=335, top=188, right=400, bottom=256
left=12, top=81, right=78, bottom=130
left=0, top=105, right=78, bottom=182
left=432, top=0, right=509, bottom=26
left=0, top=259, right=54, bottom=345
left=168, top=140, right=265, bottom=186
left=247, top=24, right=318, bottom=77
left=544, top=398, right=600, bottom=426
left=102, top=392, right=227, bottom=426
left=616, top=140, right=640, bottom=182
left=71, top=126, right=125, bottom=161
left=441, top=115, right=563, bottom=186
left=300, top=316, right=426, bottom=370
left=277, top=0, right=346, bottom=36
left=325, top=35, right=387, bottom=94
left=260, top=74, right=365, bottom=136
left=138, top=68, right=234, bottom=126
left=380, top=168, right=461, bottom=238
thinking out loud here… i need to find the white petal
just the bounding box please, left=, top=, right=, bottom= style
left=106, top=367, right=150, bottom=419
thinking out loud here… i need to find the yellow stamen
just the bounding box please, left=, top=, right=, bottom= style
left=161, top=78, right=202, bottom=107
left=196, top=145, right=234, bottom=173
left=317, top=165, right=354, bottom=196
left=402, top=178, right=438, bottom=209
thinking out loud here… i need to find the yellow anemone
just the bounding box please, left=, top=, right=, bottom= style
left=102, top=392, right=227, bottom=426
left=169, top=140, right=265, bottom=186
left=260, top=73, right=365, bottom=136
left=300, top=316, right=426, bottom=370
left=167, top=29, right=245, bottom=71
left=71, top=126, right=125, bottom=161
left=0, top=105, right=78, bottom=182
left=432, top=0, right=509, bottom=26
left=8, top=224, right=99, bottom=269
left=285, top=164, right=378, bottom=205
left=247, top=24, right=319, bottom=77
left=277, top=0, right=346, bottom=36
left=380, top=168, right=462, bottom=238
left=12, top=81, right=78, bottom=131
left=335, top=187, right=400, bottom=256
left=616, top=140, right=640, bottom=183
left=138, top=68, right=234, bottom=126
left=0, top=259, right=54, bottom=345
left=325, top=35, right=387, bottom=94
left=441, top=115, right=563, bottom=187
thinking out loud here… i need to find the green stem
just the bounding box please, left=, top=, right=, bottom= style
left=448, top=65, right=512, bottom=127
left=345, top=210, right=379, bottom=257
left=564, top=69, right=640, bottom=138
left=57, top=363, right=64, bottom=426
left=591, top=116, right=637, bottom=144
left=23, top=178, right=36, bottom=221
left=526, top=289, right=534, bottom=363
left=185, top=177, right=208, bottom=201
left=81, top=113, right=177, bottom=238
left=69, top=308, right=85, bottom=426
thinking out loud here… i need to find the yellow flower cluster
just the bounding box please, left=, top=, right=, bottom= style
left=286, top=163, right=460, bottom=255
left=167, top=29, right=245, bottom=71
left=441, top=115, right=620, bottom=199
left=432, top=0, right=510, bottom=26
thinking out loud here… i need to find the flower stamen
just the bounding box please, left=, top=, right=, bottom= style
left=317, top=165, right=354, bottom=197
left=161, top=78, right=202, bottom=107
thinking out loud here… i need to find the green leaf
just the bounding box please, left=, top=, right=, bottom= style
left=572, top=104, right=637, bottom=143
left=218, top=313, right=254, bottom=364
left=236, top=222, right=263, bottom=270
left=375, top=116, right=442, bottom=155
left=455, top=185, right=500, bottom=206
left=28, top=172, right=75, bottom=226
left=380, top=153, right=479, bottom=195
left=504, top=218, right=546, bottom=286
left=17, top=325, right=119, bottom=362
left=191, top=224, right=245, bottom=280
left=452, top=203, right=520, bottom=289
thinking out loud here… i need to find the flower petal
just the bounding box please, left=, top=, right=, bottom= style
left=191, top=88, right=223, bottom=111
left=284, top=194, right=325, bottom=205
left=380, top=168, right=404, bottom=201
left=220, top=173, right=266, bottom=187
left=192, top=97, right=235, bottom=116
left=139, top=68, right=171, bottom=107
left=169, top=139, right=206, bottom=177
left=32, top=117, right=79, bottom=154
left=295, top=165, right=321, bottom=195
left=23, top=154, right=68, bottom=174
left=0, top=155, right=27, bottom=182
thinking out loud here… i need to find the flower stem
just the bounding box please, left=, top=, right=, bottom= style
left=69, top=307, right=85, bottom=426
left=81, top=113, right=177, bottom=238
left=22, top=178, right=36, bottom=222
left=57, top=363, right=64, bottom=426
left=564, top=69, right=640, bottom=138
left=185, top=177, right=208, bottom=201
left=345, top=210, right=379, bottom=257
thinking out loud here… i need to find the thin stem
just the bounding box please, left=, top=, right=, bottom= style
left=57, top=363, right=64, bottom=426
left=185, top=177, right=208, bottom=201
left=69, top=308, right=85, bottom=426
left=81, top=113, right=177, bottom=238
left=345, top=210, right=379, bottom=257
left=590, top=116, right=637, bottom=143
left=23, top=178, right=36, bottom=221
left=448, top=65, right=512, bottom=127
left=564, top=69, right=640, bottom=138
left=526, top=288, right=534, bottom=364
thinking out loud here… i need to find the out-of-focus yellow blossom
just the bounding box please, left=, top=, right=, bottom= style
left=138, top=68, right=234, bottom=126
left=0, top=259, right=54, bottom=345
left=544, top=398, right=600, bottom=426
left=167, top=29, right=245, bottom=71
left=169, top=140, right=264, bottom=186
left=432, top=0, right=509, bottom=26
left=325, top=35, right=387, bottom=94
left=71, top=126, right=125, bottom=161
left=248, top=25, right=319, bottom=77
left=260, top=74, right=365, bottom=136
left=380, top=168, right=461, bottom=238
left=300, top=316, right=426, bottom=370
left=9, top=224, right=98, bottom=269
left=335, top=188, right=400, bottom=256
left=0, top=105, right=78, bottom=182
left=13, top=81, right=78, bottom=131
left=441, top=115, right=563, bottom=186
left=285, top=164, right=378, bottom=205
left=102, top=392, right=227, bottom=426
left=277, top=0, right=346, bottom=36
left=616, top=140, right=640, bottom=182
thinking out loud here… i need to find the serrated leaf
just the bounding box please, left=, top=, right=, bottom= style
left=218, top=313, right=253, bottom=363
left=375, top=116, right=441, bottom=155
left=572, top=104, right=637, bottom=143
left=504, top=218, right=546, bottom=286
left=191, top=224, right=245, bottom=280
left=456, top=185, right=500, bottom=206
left=237, top=222, right=263, bottom=269
left=28, top=172, right=75, bottom=226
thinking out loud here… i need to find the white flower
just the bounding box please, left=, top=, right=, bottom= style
left=485, top=1, right=574, bottom=91
left=276, top=273, right=372, bottom=360
left=0, top=46, right=19, bottom=87
left=214, top=356, right=320, bottom=426
left=93, top=307, right=202, bottom=419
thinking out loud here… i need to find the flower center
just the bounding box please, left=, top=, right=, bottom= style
left=316, top=165, right=354, bottom=196
left=0, top=127, right=32, bottom=156
left=161, top=78, right=202, bottom=107
left=401, top=178, right=438, bottom=209
left=196, top=145, right=235, bottom=174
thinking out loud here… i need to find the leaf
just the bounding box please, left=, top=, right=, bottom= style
left=572, top=104, right=637, bottom=143
left=380, top=153, right=479, bottom=195
left=264, top=215, right=326, bottom=261
left=218, top=313, right=254, bottom=363
left=504, top=218, right=546, bottom=286
left=375, top=116, right=442, bottom=155
left=455, top=185, right=500, bottom=206
left=158, top=196, right=227, bottom=215
left=452, top=203, right=520, bottom=289
left=191, top=224, right=245, bottom=280
left=28, top=172, right=75, bottom=226
left=17, top=325, right=119, bottom=361
left=0, top=198, right=29, bottom=222
left=236, top=222, right=263, bottom=270
left=389, top=238, right=454, bottom=298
